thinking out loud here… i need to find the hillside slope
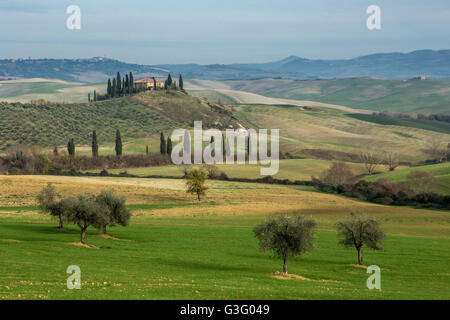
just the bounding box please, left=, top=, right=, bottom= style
left=0, top=57, right=166, bottom=83
left=0, top=78, right=105, bottom=103
left=229, top=104, right=450, bottom=163
left=0, top=91, right=240, bottom=151
left=187, top=78, right=450, bottom=114
left=365, top=163, right=450, bottom=195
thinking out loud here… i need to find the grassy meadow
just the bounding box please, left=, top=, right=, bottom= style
left=87, top=159, right=400, bottom=181
left=0, top=175, right=449, bottom=299
left=230, top=104, right=449, bottom=162
left=195, top=78, right=450, bottom=114
left=366, top=162, right=450, bottom=195
left=0, top=79, right=106, bottom=104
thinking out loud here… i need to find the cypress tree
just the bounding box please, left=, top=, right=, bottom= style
left=153, top=77, right=157, bottom=90
left=179, top=74, right=184, bottom=90
left=125, top=74, right=129, bottom=94
left=146, top=145, right=149, bottom=155
left=94, top=90, right=97, bottom=102
left=222, top=134, right=226, bottom=157
left=115, top=129, right=122, bottom=157
left=112, top=78, right=117, bottom=97
left=167, top=74, right=172, bottom=87
left=92, top=130, right=99, bottom=158
left=72, top=139, right=75, bottom=156
left=167, top=137, right=172, bottom=155
left=88, top=93, right=91, bottom=102
left=160, top=132, right=166, bottom=154
left=107, top=79, right=112, bottom=96
left=164, top=80, right=168, bottom=90
left=129, top=72, right=134, bottom=93
left=67, top=139, right=75, bottom=157
left=117, top=72, right=122, bottom=95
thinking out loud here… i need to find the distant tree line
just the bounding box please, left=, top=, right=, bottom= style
left=374, top=112, right=450, bottom=123
left=0, top=129, right=172, bottom=175
left=312, top=162, right=450, bottom=210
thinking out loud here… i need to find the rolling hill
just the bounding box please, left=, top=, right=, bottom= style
left=0, top=78, right=106, bottom=103
left=365, top=162, right=450, bottom=195
left=1, top=50, right=449, bottom=82
left=0, top=90, right=240, bottom=151
left=187, top=78, right=450, bottom=114
left=227, top=103, right=449, bottom=163
left=0, top=87, right=448, bottom=164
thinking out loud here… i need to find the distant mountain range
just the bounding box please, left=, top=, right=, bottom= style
left=1, top=50, right=449, bottom=83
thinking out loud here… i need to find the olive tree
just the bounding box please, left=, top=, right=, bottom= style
left=96, top=189, right=132, bottom=234
left=67, top=195, right=109, bottom=244
left=36, top=183, right=64, bottom=229
left=185, top=168, right=208, bottom=201
left=253, top=215, right=317, bottom=274
left=335, top=212, right=385, bottom=265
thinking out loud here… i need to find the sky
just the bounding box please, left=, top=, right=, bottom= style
left=0, top=0, right=449, bottom=64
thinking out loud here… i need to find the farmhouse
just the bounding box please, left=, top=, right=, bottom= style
left=134, top=78, right=165, bottom=90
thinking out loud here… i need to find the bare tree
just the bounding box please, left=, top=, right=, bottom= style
left=425, top=138, right=448, bottom=163
left=319, top=162, right=357, bottom=187
left=383, top=149, right=399, bottom=171
left=335, top=212, right=385, bottom=265
left=359, top=150, right=382, bottom=175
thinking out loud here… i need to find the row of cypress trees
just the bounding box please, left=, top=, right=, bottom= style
left=105, top=72, right=184, bottom=98
left=106, top=72, right=135, bottom=98
left=67, top=130, right=173, bottom=158
left=163, top=74, right=184, bottom=90
left=159, top=132, right=173, bottom=155
left=70, top=131, right=249, bottom=159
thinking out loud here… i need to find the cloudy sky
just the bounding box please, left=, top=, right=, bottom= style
left=0, top=0, right=449, bottom=64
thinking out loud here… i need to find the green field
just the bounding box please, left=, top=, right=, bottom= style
left=0, top=80, right=106, bottom=104
left=1, top=217, right=449, bottom=299
left=91, top=159, right=398, bottom=181
left=348, top=114, right=450, bottom=135
left=204, top=78, right=450, bottom=114
left=0, top=175, right=449, bottom=300
left=229, top=104, right=450, bottom=163
left=366, top=162, right=450, bottom=195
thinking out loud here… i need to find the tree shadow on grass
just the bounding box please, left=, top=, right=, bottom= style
left=1, top=223, right=80, bottom=241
